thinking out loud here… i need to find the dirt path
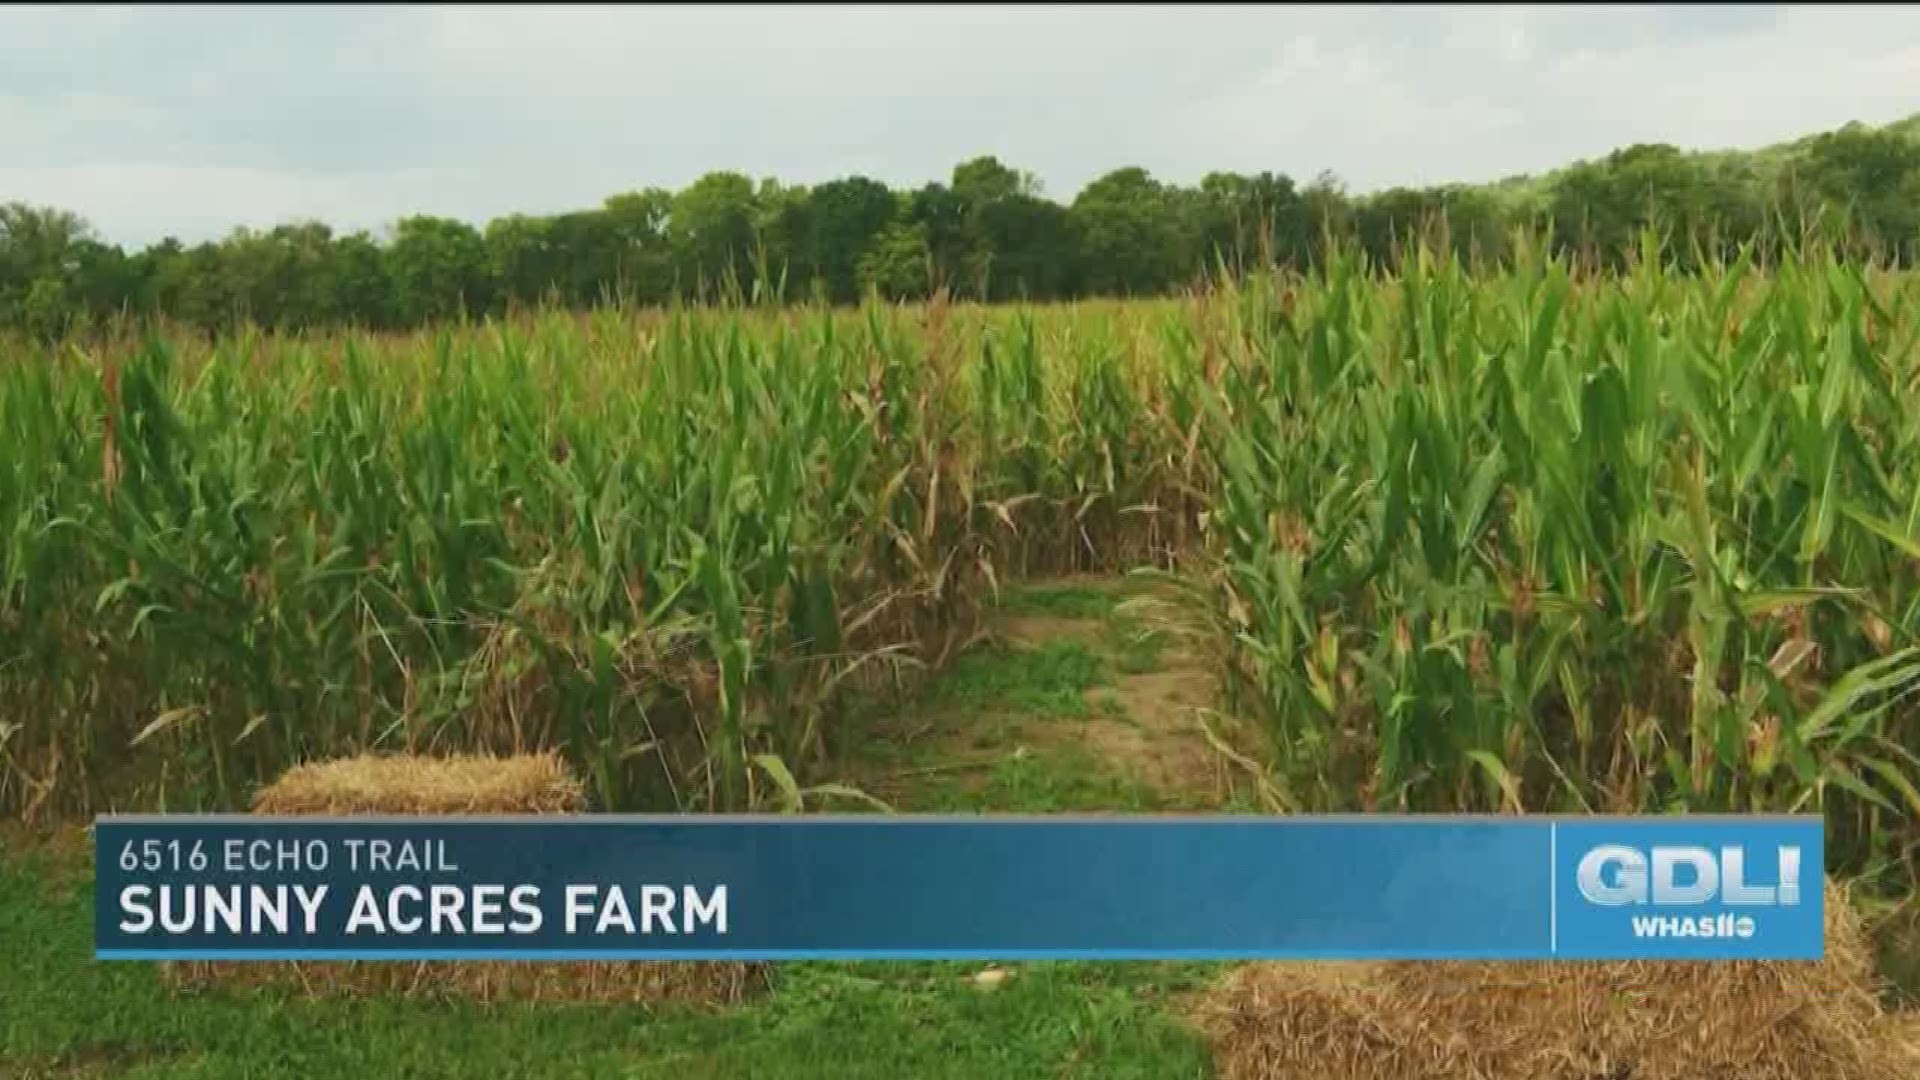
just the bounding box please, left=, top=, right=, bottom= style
left=993, top=584, right=1226, bottom=799
left=846, top=573, right=1250, bottom=811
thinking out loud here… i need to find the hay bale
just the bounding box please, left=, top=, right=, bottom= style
left=171, top=751, right=767, bottom=1007
left=1204, top=876, right=1919, bottom=1080
left=1201, top=962, right=1611, bottom=1080
left=250, top=751, right=586, bottom=816
left=1886, top=1011, right=1920, bottom=1067
left=1376, top=877, right=1893, bottom=1080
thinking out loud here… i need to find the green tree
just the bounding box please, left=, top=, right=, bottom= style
left=386, top=216, right=494, bottom=323
left=547, top=210, right=627, bottom=307
left=750, top=182, right=813, bottom=303
left=1300, top=172, right=1355, bottom=267
left=904, top=182, right=970, bottom=295
left=952, top=156, right=1039, bottom=204
left=1354, top=187, right=1436, bottom=269
left=21, top=276, right=72, bottom=341
left=1794, top=124, right=1920, bottom=260
left=806, top=177, right=898, bottom=304
left=1072, top=167, right=1188, bottom=296
left=950, top=157, right=1049, bottom=299
left=487, top=214, right=558, bottom=309
left=322, top=231, right=395, bottom=327
left=975, top=192, right=1078, bottom=301
left=8, top=113, right=1920, bottom=335
left=133, top=239, right=230, bottom=329
left=1545, top=144, right=1730, bottom=267
left=859, top=221, right=931, bottom=300
left=1439, top=185, right=1514, bottom=266
left=602, top=189, right=675, bottom=303
left=66, top=238, right=138, bottom=326
left=0, top=203, right=92, bottom=329
left=669, top=172, right=761, bottom=301
left=1195, top=171, right=1308, bottom=274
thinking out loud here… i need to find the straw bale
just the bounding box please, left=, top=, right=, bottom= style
left=1204, top=876, right=1919, bottom=1080
left=173, top=751, right=767, bottom=1007
left=1202, top=961, right=1612, bottom=1080
left=250, top=751, right=585, bottom=816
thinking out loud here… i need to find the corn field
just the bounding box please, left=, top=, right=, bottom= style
left=4, top=240, right=1919, bottom=883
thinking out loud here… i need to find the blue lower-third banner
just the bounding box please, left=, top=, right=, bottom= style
left=93, top=814, right=1824, bottom=961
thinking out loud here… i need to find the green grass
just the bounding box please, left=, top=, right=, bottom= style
left=0, top=846, right=1214, bottom=1080
left=902, top=747, right=1173, bottom=813
left=920, top=641, right=1109, bottom=719
left=995, top=583, right=1120, bottom=621
left=831, top=600, right=1214, bottom=814
left=1103, top=621, right=1168, bottom=676
left=987, top=579, right=1169, bottom=676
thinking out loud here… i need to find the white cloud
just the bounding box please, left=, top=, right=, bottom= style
left=0, top=4, right=1914, bottom=247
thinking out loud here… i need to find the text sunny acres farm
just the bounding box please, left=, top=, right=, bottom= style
left=111, top=836, right=728, bottom=939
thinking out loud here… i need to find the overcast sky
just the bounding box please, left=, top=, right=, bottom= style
left=4, top=4, right=1917, bottom=249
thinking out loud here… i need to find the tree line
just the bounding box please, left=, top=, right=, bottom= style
left=3, top=119, right=1918, bottom=337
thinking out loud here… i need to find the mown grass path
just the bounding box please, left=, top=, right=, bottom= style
left=838, top=574, right=1253, bottom=814
left=0, top=575, right=1244, bottom=1080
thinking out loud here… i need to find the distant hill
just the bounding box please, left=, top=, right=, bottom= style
left=1467, top=111, right=1920, bottom=213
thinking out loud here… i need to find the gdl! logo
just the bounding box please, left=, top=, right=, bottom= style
left=1576, top=843, right=1804, bottom=907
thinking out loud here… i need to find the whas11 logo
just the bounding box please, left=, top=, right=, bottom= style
left=1576, top=843, right=1804, bottom=907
